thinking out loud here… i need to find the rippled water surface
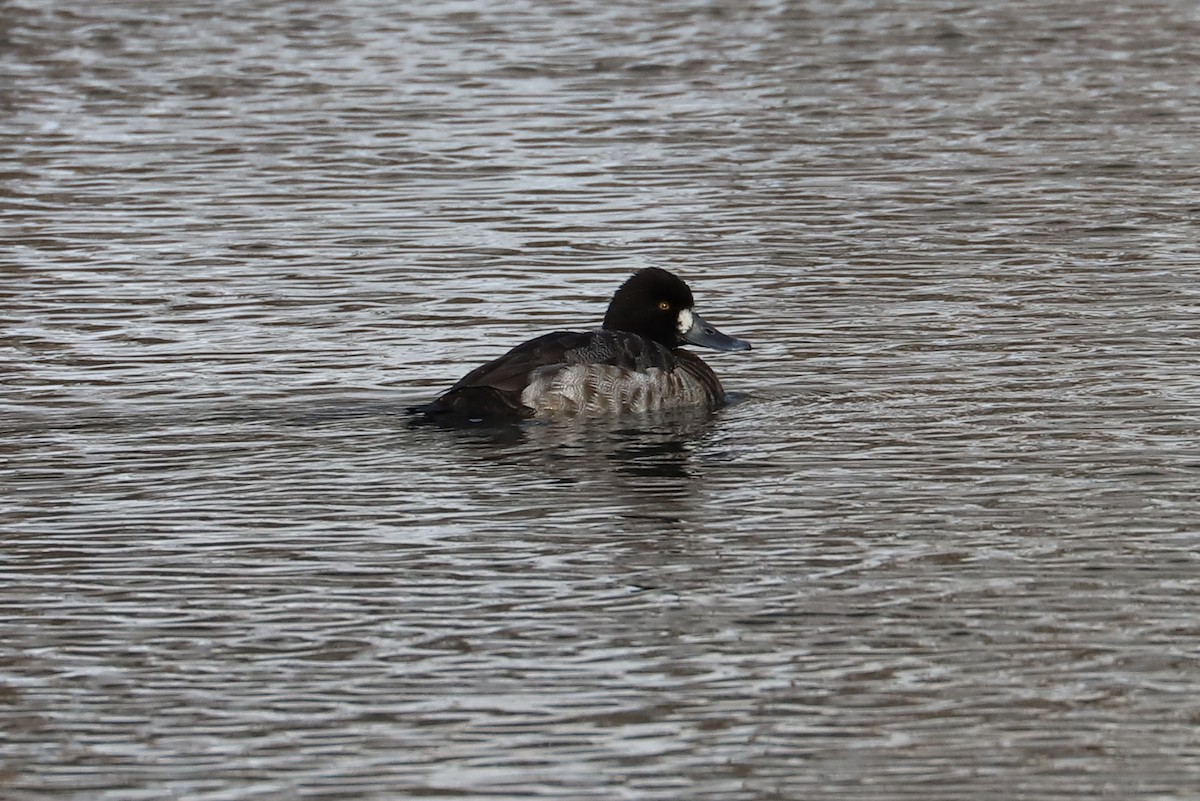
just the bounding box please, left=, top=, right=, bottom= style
left=4, top=1, right=1200, bottom=798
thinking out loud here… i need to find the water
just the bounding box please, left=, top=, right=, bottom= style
left=4, top=1, right=1200, bottom=798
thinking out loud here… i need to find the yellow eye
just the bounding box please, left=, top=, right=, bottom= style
left=658, top=301, right=671, bottom=311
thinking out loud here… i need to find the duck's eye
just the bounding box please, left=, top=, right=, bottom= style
left=658, top=301, right=671, bottom=311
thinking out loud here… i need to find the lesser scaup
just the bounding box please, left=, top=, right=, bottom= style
left=408, top=267, right=750, bottom=420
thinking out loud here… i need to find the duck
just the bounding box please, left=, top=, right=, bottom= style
left=407, top=267, right=750, bottom=420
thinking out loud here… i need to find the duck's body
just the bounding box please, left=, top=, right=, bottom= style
left=408, top=268, right=749, bottom=421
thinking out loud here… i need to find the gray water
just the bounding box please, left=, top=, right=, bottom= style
left=4, top=1, right=1200, bottom=799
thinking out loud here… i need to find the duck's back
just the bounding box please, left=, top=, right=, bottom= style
left=412, top=329, right=725, bottom=419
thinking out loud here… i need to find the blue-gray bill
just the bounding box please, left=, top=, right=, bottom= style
left=681, top=312, right=751, bottom=352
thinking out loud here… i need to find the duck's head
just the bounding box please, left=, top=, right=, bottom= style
left=602, top=267, right=751, bottom=352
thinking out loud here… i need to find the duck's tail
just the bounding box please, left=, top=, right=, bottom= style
left=406, top=387, right=533, bottom=422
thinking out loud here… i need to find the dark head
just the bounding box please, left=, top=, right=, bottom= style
left=602, top=267, right=751, bottom=352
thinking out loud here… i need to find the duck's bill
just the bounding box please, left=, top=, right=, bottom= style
left=681, top=311, right=751, bottom=352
